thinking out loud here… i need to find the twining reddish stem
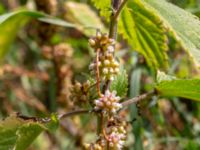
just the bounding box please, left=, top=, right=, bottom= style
left=96, top=48, right=102, bottom=97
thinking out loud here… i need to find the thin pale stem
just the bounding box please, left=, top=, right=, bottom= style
left=17, top=109, right=92, bottom=123
left=96, top=48, right=102, bottom=97
left=121, top=90, right=155, bottom=107
left=58, top=109, right=92, bottom=120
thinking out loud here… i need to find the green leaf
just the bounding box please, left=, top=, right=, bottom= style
left=0, top=115, right=23, bottom=150
left=156, top=71, right=200, bottom=101
left=118, top=0, right=168, bottom=69
left=0, top=10, right=76, bottom=61
left=38, top=17, right=76, bottom=28
left=145, top=0, right=200, bottom=68
left=110, top=67, right=128, bottom=97
left=91, top=0, right=111, bottom=20
left=15, top=123, right=44, bottom=150
left=64, top=1, right=106, bottom=35
left=0, top=114, right=59, bottom=150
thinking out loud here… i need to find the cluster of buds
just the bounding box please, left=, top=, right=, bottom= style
left=84, top=32, right=127, bottom=150
left=84, top=140, right=105, bottom=150
left=89, top=32, right=120, bottom=81
left=107, top=123, right=127, bottom=150
left=70, top=80, right=91, bottom=106
left=94, top=90, right=122, bottom=114
left=84, top=121, right=127, bottom=150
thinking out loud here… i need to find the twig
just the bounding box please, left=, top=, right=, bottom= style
left=114, top=0, right=128, bottom=20
left=106, top=0, right=129, bottom=92
left=58, top=109, right=93, bottom=120
left=17, top=90, right=155, bottom=123
left=17, top=109, right=94, bottom=123
left=121, top=90, right=155, bottom=107
left=96, top=48, right=102, bottom=97
left=109, top=0, right=128, bottom=38
left=96, top=1, right=130, bottom=146
left=112, top=0, right=121, bottom=10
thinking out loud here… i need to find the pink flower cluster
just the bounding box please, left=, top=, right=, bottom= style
left=94, top=90, right=122, bottom=114
left=107, top=125, right=127, bottom=150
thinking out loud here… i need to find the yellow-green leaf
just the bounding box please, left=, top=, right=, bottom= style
left=118, top=0, right=168, bottom=69
left=145, top=0, right=200, bottom=68
left=91, top=0, right=111, bottom=20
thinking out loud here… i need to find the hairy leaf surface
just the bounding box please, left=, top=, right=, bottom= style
left=110, top=67, right=128, bottom=97
left=91, top=0, right=111, bottom=20
left=118, top=0, right=168, bottom=69
left=145, top=0, right=200, bottom=67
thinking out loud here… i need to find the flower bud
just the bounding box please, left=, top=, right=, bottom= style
left=107, top=46, right=114, bottom=53
left=97, top=61, right=101, bottom=66
left=89, top=38, right=96, bottom=46
left=97, top=32, right=102, bottom=39
left=109, top=68, right=114, bottom=73
left=94, top=90, right=121, bottom=114
left=104, top=59, right=110, bottom=66
left=114, top=68, right=119, bottom=73
left=113, top=61, right=119, bottom=67
left=103, top=68, right=108, bottom=74
left=108, top=39, right=116, bottom=45
left=110, top=76, right=114, bottom=81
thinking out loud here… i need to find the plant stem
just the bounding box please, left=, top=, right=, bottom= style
left=112, top=0, right=121, bottom=10
left=121, top=90, right=155, bottom=107
left=98, top=1, right=130, bottom=149
left=109, top=0, right=121, bottom=38
left=17, top=89, right=155, bottom=123
left=114, top=0, right=128, bottom=20
left=58, top=109, right=92, bottom=120
left=96, top=48, right=102, bottom=97
left=109, top=0, right=128, bottom=39
left=106, top=0, right=129, bottom=92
